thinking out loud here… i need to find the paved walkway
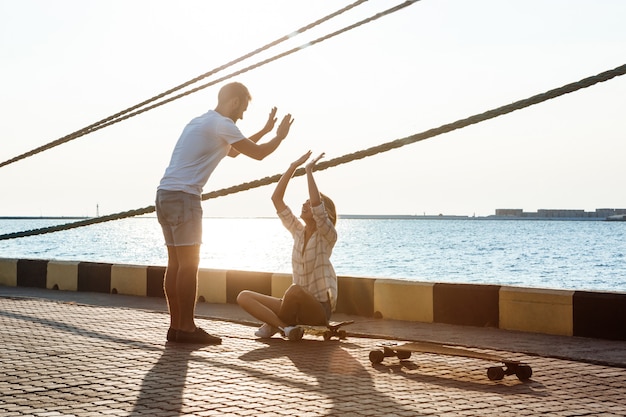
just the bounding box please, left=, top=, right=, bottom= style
left=1, top=286, right=625, bottom=416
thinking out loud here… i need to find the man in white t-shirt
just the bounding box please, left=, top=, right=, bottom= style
left=156, top=82, right=294, bottom=344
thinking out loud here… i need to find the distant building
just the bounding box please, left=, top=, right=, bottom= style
left=494, top=209, right=523, bottom=217
left=537, top=209, right=586, bottom=218
left=494, top=208, right=626, bottom=219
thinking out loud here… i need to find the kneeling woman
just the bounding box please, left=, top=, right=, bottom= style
left=237, top=151, right=338, bottom=341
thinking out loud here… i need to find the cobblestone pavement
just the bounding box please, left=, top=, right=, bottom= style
left=1, top=295, right=626, bottom=416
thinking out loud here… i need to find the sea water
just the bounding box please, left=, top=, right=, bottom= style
left=0, top=217, right=624, bottom=293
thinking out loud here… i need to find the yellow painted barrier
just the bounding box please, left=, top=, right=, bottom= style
left=500, top=286, right=574, bottom=336
left=198, top=268, right=227, bottom=304
left=374, top=279, right=434, bottom=322
left=47, top=260, right=79, bottom=291
left=111, top=264, right=147, bottom=296
left=0, top=258, right=17, bottom=286
left=271, top=273, right=292, bottom=298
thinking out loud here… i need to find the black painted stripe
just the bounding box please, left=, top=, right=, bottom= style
left=573, top=291, right=626, bottom=341
left=434, top=283, right=500, bottom=327
left=147, top=266, right=166, bottom=298
left=336, top=276, right=375, bottom=317
left=16, top=259, right=48, bottom=288
left=77, top=262, right=112, bottom=293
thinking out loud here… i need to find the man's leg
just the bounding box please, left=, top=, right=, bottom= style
left=164, top=245, right=181, bottom=330
left=174, top=244, right=201, bottom=333
left=157, top=190, right=218, bottom=343
left=169, top=244, right=221, bottom=344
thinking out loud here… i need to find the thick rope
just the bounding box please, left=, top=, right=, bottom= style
left=4, top=1, right=422, bottom=152
left=1, top=63, right=623, bottom=241
left=0, top=0, right=404, bottom=169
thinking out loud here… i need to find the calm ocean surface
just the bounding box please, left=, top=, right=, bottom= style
left=1, top=217, right=625, bottom=293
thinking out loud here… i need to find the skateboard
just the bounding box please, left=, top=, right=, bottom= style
left=304, top=320, right=354, bottom=340
left=369, top=341, right=532, bottom=381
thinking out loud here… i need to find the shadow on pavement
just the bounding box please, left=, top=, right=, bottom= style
left=240, top=338, right=418, bottom=416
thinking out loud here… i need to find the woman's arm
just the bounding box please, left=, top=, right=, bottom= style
left=306, top=153, right=325, bottom=207
left=307, top=153, right=337, bottom=243
left=271, top=150, right=312, bottom=212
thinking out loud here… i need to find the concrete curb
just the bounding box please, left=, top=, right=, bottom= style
left=1, top=257, right=625, bottom=341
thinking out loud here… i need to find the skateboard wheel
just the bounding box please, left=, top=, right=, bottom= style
left=487, top=366, right=505, bottom=381
left=369, top=349, right=385, bottom=364
left=397, top=350, right=411, bottom=360
left=323, top=331, right=332, bottom=341
left=515, top=365, right=532, bottom=381
left=338, top=330, right=347, bottom=339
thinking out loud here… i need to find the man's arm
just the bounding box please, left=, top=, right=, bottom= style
left=230, top=114, right=294, bottom=160
left=228, top=107, right=278, bottom=157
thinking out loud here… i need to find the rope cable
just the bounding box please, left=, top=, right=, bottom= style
left=0, top=0, right=371, bottom=169
left=2, top=63, right=624, bottom=241
left=3, top=0, right=422, bottom=151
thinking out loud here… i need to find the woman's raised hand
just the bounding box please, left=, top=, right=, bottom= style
left=306, top=152, right=325, bottom=173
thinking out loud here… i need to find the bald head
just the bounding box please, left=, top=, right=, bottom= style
left=215, top=82, right=251, bottom=122
left=218, top=82, right=251, bottom=105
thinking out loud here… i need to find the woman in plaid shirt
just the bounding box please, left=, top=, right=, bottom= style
left=237, top=151, right=337, bottom=341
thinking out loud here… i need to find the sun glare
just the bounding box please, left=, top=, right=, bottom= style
left=199, top=218, right=292, bottom=273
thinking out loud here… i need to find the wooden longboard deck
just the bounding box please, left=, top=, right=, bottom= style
left=391, top=341, right=518, bottom=364
left=369, top=341, right=532, bottom=381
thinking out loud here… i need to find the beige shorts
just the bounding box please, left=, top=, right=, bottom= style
left=156, top=190, right=202, bottom=246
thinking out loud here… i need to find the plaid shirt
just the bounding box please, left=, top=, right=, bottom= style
left=277, top=202, right=338, bottom=310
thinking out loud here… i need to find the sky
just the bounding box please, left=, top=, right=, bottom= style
left=1, top=0, right=625, bottom=218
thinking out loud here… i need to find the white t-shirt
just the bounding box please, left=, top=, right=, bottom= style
left=158, top=110, right=246, bottom=195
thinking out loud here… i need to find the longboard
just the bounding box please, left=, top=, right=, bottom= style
left=304, top=320, right=354, bottom=341
left=369, top=341, right=532, bottom=381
